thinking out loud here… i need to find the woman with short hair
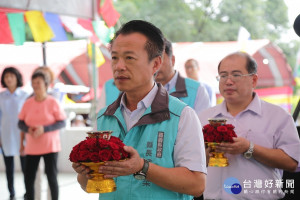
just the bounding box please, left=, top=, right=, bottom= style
left=0, top=66, right=29, bottom=200
left=18, top=71, right=66, bottom=200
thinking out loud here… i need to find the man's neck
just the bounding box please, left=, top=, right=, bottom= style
left=161, top=70, right=176, bottom=86
left=226, top=97, right=253, bottom=117
left=190, top=74, right=199, bottom=81
left=124, top=83, right=154, bottom=111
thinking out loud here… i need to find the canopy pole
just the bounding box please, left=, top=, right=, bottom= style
left=90, top=0, right=100, bottom=128
left=90, top=42, right=98, bottom=128
left=42, top=42, right=47, bottom=66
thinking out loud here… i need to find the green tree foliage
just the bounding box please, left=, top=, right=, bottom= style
left=115, top=0, right=195, bottom=41
left=114, top=0, right=298, bottom=69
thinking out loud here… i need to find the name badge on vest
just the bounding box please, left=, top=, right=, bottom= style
left=156, top=132, right=164, bottom=158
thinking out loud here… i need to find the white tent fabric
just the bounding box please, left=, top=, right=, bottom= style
left=0, top=40, right=88, bottom=91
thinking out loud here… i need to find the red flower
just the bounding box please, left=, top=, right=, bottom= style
left=99, top=139, right=109, bottom=148
left=112, top=150, right=122, bottom=161
left=79, top=150, right=90, bottom=161
left=99, top=149, right=112, bottom=161
left=217, top=126, right=228, bottom=133
left=202, top=123, right=236, bottom=143
left=109, top=142, right=120, bottom=150
left=110, top=137, right=125, bottom=146
left=69, top=149, right=79, bottom=162
left=90, top=152, right=100, bottom=162
left=69, top=136, right=129, bottom=162
left=225, top=124, right=235, bottom=130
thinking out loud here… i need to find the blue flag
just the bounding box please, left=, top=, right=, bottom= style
left=44, top=12, right=67, bottom=41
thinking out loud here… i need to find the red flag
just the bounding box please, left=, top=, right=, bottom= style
left=0, top=12, right=14, bottom=44
left=98, top=0, right=120, bottom=27
left=77, top=18, right=99, bottom=43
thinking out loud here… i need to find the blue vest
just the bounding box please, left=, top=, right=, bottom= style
left=169, top=74, right=200, bottom=109
left=105, top=79, right=120, bottom=106
left=97, top=85, right=192, bottom=200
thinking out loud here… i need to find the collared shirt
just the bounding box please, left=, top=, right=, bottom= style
left=121, top=84, right=158, bottom=132
left=0, top=88, right=28, bottom=156
left=199, top=93, right=300, bottom=200
left=164, top=71, right=211, bottom=116
left=120, top=83, right=207, bottom=173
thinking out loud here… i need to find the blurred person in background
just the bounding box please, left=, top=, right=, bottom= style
left=71, top=115, right=86, bottom=127
left=184, top=59, right=216, bottom=106
left=18, top=71, right=66, bottom=200
left=32, top=66, right=63, bottom=102
left=0, top=66, right=29, bottom=200
left=97, top=78, right=120, bottom=113
left=155, top=38, right=211, bottom=117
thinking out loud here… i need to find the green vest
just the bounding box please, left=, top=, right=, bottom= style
left=169, top=73, right=200, bottom=109
left=97, top=84, right=192, bottom=200
left=105, top=79, right=120, bottom=106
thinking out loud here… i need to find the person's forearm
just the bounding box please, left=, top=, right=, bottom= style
left=253, top=144, right=298, bottom=172
left=20, top=132, right=25, bottom=144
left=44, top=120, right=66, bottom=132
left=77, top=174, right=88, bottom=192
left=18, top=120, right=29, bottom=132
left=146, top=164, right=205, bottom=197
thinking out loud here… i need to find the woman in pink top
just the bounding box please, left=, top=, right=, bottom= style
left=18, top=71, right=66, bottom=200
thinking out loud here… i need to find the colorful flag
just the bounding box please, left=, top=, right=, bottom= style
left=44, top=12, right=68, bottom=42
left=237, top=26, right=251, bottom=52
left=25, top=11, right=54, bottom=42
left=88, top=42, right=105, bottom=67
left=92, top=20, right=115, bottom=45
left=60, top=15, right=92, bottom=38
left=0, top=12, right=14, bottom=44
left=7, top=13, right=26, bottom=45
left=78, top=18, right=99, bottom=43
left=98, top=0, right=120, bottom=27
left=294, top=49, right=300, bottom=77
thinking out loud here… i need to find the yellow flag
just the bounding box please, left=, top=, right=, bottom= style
left=63, top=94, right=75, bottom=104
left=87, top=42, right=105, bottom=67
left=25, top=11, right=54, bottom=42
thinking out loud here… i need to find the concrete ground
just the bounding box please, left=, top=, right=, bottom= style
left=0, top=172, right=99, bottom=200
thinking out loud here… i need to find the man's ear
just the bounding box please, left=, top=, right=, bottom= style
left=153, top=56, right=162, bottom=75
left=171, top=55, right=175, bottom=67
left=252, top=74, right=258, bottom=88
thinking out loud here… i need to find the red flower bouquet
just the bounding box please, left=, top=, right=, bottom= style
left=202, top=123, right=237, bottom=143
left=203, top=118, right=237, bottom=167
left=69, top=131, right=129, bottom=193
left=69, top=136, right=129, bottom=163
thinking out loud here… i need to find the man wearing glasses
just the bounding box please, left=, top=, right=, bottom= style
left=199, top=52, right=300, bottom=199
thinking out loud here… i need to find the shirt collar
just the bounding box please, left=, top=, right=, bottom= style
left=244, top=92, right=262, bottom=116
left=103, top=83, right=171, bottom=126
left=216, top=92, right=262, bottom=117
left=164, top=71, right=178, bottom=92
left=4, top=88, right=21, bottom=96
left=120, top=83, right=158, bottom=111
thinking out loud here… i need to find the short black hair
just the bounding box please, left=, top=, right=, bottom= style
left=31, top=71, right=50, bottom=88
left=218, top=51, right=257, bottom=74
left=110, top=20, right=165, bottom=62
left=164, top=38, right=173, bottom=58
left=1, top=66, right=23, bottom=88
